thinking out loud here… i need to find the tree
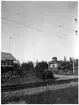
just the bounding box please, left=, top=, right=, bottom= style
left=27, top=61, right=34, bottom=69
left=64, top=56, right=66, bottom=62
left=21, top=62, right=34, bottom=70
left=21, top=61, right=34, bottom=75
left=13, top=61, right=23, bottom=76
left=13, top=60, right=21, bottom=69
left=36, top=61, right=48, bottom=70
left=74, top=58, right=78, bottom=66
left=69, top=57, right=73, bottom=63
left=34, top=61, right=48, bottom=79
left=61, top=61, right=73, bottom=70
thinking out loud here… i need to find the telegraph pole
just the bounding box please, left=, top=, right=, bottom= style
left=9, top=36, right=12, bottom=53
left=9, top=36, right=10, bottom=53
left=33, top=40, right=35, bottom=67
left=72, top=18, right=77, bottom=74
left=73, top=58, right=75, bottom=74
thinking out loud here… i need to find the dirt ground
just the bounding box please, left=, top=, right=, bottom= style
left=2, top=81, right=78, bottom=104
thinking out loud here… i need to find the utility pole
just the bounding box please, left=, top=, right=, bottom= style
left=33, top=40, right=35, bottom=67
left=9, top=37, right=10, bottom=53
left=73, top=58, right=75, bottom=74
left=9, top=36, right=12, bottom=53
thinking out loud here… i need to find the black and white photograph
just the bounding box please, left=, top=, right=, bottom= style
left=1, top=1, right=78, bottom=104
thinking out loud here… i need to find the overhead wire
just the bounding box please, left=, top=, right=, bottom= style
left=1, top=7, right=78, bottom=62
left=1, top=9, right=72, bottom=38
left=2, top=8, right=78, bottom=38
left=1, top=16, right=65, bottom=39
left=38, top=12, right=76, bottom=32
left=1, top=8, right=76, bottom=34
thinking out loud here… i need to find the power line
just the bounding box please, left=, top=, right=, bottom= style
left=1, top=8, right=21, bottom=16
left=1, top=9, right=75, bottom=38
left=2, top=16, right=65, bottom=39
left=2, top=8, right=77, bottom=38
left=38, top=12, right=78, bottom=32
left=2, top=8, right=76, bottom=33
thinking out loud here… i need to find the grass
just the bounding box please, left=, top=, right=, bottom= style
left=2, top=73, right=78, bottom=86
left=2, top=82, right=78, bottom=104
left=2, top=75, right=42, bottom=86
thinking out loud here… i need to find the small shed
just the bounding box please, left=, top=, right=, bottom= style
left=48, top=57, right=61, bottom=72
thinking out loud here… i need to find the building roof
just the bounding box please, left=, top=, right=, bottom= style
left=1, top=52, right=16, bottom=61
left=48, top=60, right=61, bottom=64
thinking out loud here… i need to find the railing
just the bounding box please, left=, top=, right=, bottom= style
left=1, top=64, right=14, bottom=67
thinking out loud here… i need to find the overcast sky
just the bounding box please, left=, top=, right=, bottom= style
left=1, top=1, right=78, bottom=62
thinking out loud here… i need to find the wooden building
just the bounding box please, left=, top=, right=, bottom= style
left=1, top=52, right=17, bottom=72
left=48, top=57, right=61, bottom=72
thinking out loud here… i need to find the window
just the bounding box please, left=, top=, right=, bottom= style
left=50, top=64, right=53, bottom=68
left=1, top=61, right=5, bottom=66
left=5, top=61, right=8, bottom=65
left=53, top=65, right=55, bottom=67
left=1, top=61, right=3, bottom=65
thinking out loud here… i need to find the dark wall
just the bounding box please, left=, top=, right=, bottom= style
left=1, top=67, right=14, bottom=73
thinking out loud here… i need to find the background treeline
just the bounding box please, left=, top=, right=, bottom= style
left=1, top=57, right=78, bottom=79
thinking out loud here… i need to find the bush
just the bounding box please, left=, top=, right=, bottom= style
left=34, top=66, right=44, bottom=79
left=34, top=61, right=55, bottom=79
left=21, top=62, right=33, bottom=70
left=34, top=66, right=55, bottom=80
left=21, top=61, right=34, bottom=76
left=42, top=71, right=55, bottom=80
left=36, top=61, right=48, bottom=70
